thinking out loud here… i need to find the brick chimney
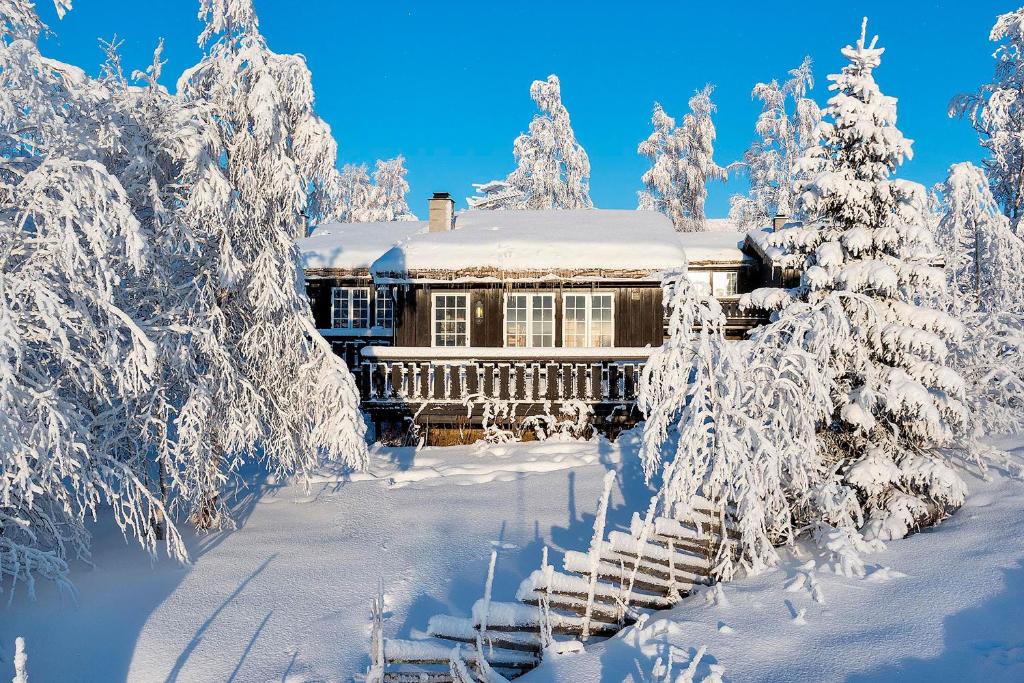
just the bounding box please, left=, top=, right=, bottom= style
left=428, top=192, right=455, bottom=232
left=772, top=214, right=788, bottom=232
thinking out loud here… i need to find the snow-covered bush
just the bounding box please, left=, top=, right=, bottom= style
left=469, top=74, right=591, bottom=210
left=523, top=400, right=595, bottom=441
left=730, top=57, right=821, bottom=228
left=742, top=19, right=967, bottom=542
left=638, top=87, right=727, bottom=232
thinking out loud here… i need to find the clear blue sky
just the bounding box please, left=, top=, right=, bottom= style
left=37, top=1, right=1016, bottom=218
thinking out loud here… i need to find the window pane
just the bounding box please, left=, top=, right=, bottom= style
left=506, top=295, right=528, bottom=347
left=591, top=294, right=613, bottom=346
left=435, top=294, right=468, bottom=346
left=531, top=295, right=554, bottom=347
left=352, top=289, right=370, bottom=327
left=726, top=272, right=738, bottom=295
left=331, top=288, right=351, bottom=328
left=564, top=295, right=587, bottom=347
left=691, top=272, right=712, bottom=296
left=375, top=288, right=393, bottom=328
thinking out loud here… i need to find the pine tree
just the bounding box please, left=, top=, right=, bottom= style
left=730, top=57, right=821, bottom=228
left=951, top=8, right=1024, bottom=234
left=176, top=0, right=367, bottom=528
left=471, top=74, right=591, bottom=210
left=743, top=19, right=967, bottom=542
left=638, top=87, right=727, bottom=232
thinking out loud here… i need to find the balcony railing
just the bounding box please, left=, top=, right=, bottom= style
left=357, top=347, right=654, bottom=405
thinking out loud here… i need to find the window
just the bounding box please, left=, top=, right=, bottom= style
left=712, top=271, right=738, bottom=298
left=562, top=292, right=615, bottom=347
left=331, top=287, right=370, bottom=328
left=433, top=294, right=469, bottom=347
left=689, top=271, right=712, bottom=297
left=505, top=294, right=554, bottom=347
left=375, top=287, right=394, bottom=329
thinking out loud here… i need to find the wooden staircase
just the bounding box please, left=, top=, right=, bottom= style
left=363, top=474, right=734, bottom=682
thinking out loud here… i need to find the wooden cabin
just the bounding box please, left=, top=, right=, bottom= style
left=299, top=194, right=779, bottom=441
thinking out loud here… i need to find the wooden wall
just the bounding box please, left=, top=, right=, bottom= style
left=393, top=283, right=665, bottom=348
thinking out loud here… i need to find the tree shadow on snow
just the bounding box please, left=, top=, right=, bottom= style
left=848, top=559, right=1024, bottom=682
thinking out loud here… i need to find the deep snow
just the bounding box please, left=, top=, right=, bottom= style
left=1, top=434, right=1023, bottom=682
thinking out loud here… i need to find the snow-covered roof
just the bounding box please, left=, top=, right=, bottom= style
left=298, top=220, right=429, bottom=273
left=371, top=209, right=688, bottom=282
left=677, top=231, right=757, bottom=267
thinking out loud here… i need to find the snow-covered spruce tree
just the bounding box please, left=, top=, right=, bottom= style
left=743, top=19, right=967, bottom=542
left=474, top=74, right=591, bottom=210
left=638, top=274, right=834, bottom=578
left=638, top=86, right=727, bottom=232
left=176, top=0, right=367, bottom=528
left=935, top=163, right=1024, bottom=458
left=730, top=57, right=821, bottom=229
left=0, top=2, right=185, bottom=593
left=367, top=156, right=417, bottom=222
left=951, top=8, right=1024, bottom=234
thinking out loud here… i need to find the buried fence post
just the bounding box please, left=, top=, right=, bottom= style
left=583, top=470, right=616, bottom=641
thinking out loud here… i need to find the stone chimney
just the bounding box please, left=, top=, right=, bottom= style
left=772, top=214, right=788, bottom=232
left=428, top=192, right=455, bottom=233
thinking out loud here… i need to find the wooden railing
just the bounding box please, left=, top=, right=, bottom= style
left=357, top=347, right=654, bottom=405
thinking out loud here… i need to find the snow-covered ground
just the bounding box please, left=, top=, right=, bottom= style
left=2, top=433, right=1023, bottom=682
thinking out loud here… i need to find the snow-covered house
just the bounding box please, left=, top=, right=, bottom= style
left=299, top=194, right=778, bottom=439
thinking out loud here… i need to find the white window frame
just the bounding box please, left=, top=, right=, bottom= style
left=561, top=291, right=615, bottom=348
left=502, top=293, right=555, bottom=348
left=712, top=271, right=739, bottom=298
left=431, top=292, right=470, bottom=347
left=375, top=287, right=394, bottom=329
left=330, top=286, right=371, bottom=329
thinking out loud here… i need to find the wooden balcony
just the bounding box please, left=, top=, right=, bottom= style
left=357, top=346, right=654, bottom=409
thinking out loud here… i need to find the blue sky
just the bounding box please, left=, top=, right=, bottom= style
left=37, top=1, right=1015, bottom=218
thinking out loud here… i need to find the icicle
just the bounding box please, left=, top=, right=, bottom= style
left=582, top=470, right=616, bottom=640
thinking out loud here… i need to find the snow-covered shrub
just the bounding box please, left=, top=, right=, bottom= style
left=638, top=87, right=728, bottom=232
left=523, top=400, right=595, bottom=441
left=470, top=74, right=591, bottom=210
left=742, top=19, right=967, bottom=543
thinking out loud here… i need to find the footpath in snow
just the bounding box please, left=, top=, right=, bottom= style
left=1, top=433, right=1023, bottom=682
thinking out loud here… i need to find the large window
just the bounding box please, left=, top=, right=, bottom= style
left=433, top=294, right=469, bottom=347
left=563, top=293, right=614, bottom=347
left=331, top=287, right=370, bottom=328
left=689, top=271, right=738, bottom=298
left=505, top=294, right=554, bottom=347
left=375, top=287, right=394, bottom=329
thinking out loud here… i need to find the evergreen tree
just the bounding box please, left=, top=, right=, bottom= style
left=743, top=19, right=967, bottom=542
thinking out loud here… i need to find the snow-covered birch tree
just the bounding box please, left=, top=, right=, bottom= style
left=175, top=0, right=367, bottom=528
left=743, top=19, right=967, bottom=543
left=935, top=163, right=1024, bottom=458
left=951, top=8, right=1024, bottom=234
left=470, top=74, right=591, bottom=210
left=367, top=156, right=417, bottom=222
left=638, top=86, right=727, bottom=232
left=730, top=58, right=821, bottom=228
left=0, top=1, right=185, bottom=593
left=322, top=157, right=417, bottom=223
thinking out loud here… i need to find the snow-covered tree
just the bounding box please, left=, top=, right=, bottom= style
left=175, top=0, right=367, bottom=528
left=471, top=74, right=591, bottom=210
left=730, top=57, right=821, bottom=228
left=743, top=19, right=967, bottom=542
left=951, top=8, right=1024, bottom=234
left=638, top=274, right=835, bottom=578
left=0, top=2, right=185, bottom=593
left=638, top=86, right=727, bottom=232
left=466, top=179, right=524, bottom=210
left=935, top=163, right=1024, bottom=459
left=325, top=163, right=373, bottom=223
left=367, top=156, right=417, bottom=222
